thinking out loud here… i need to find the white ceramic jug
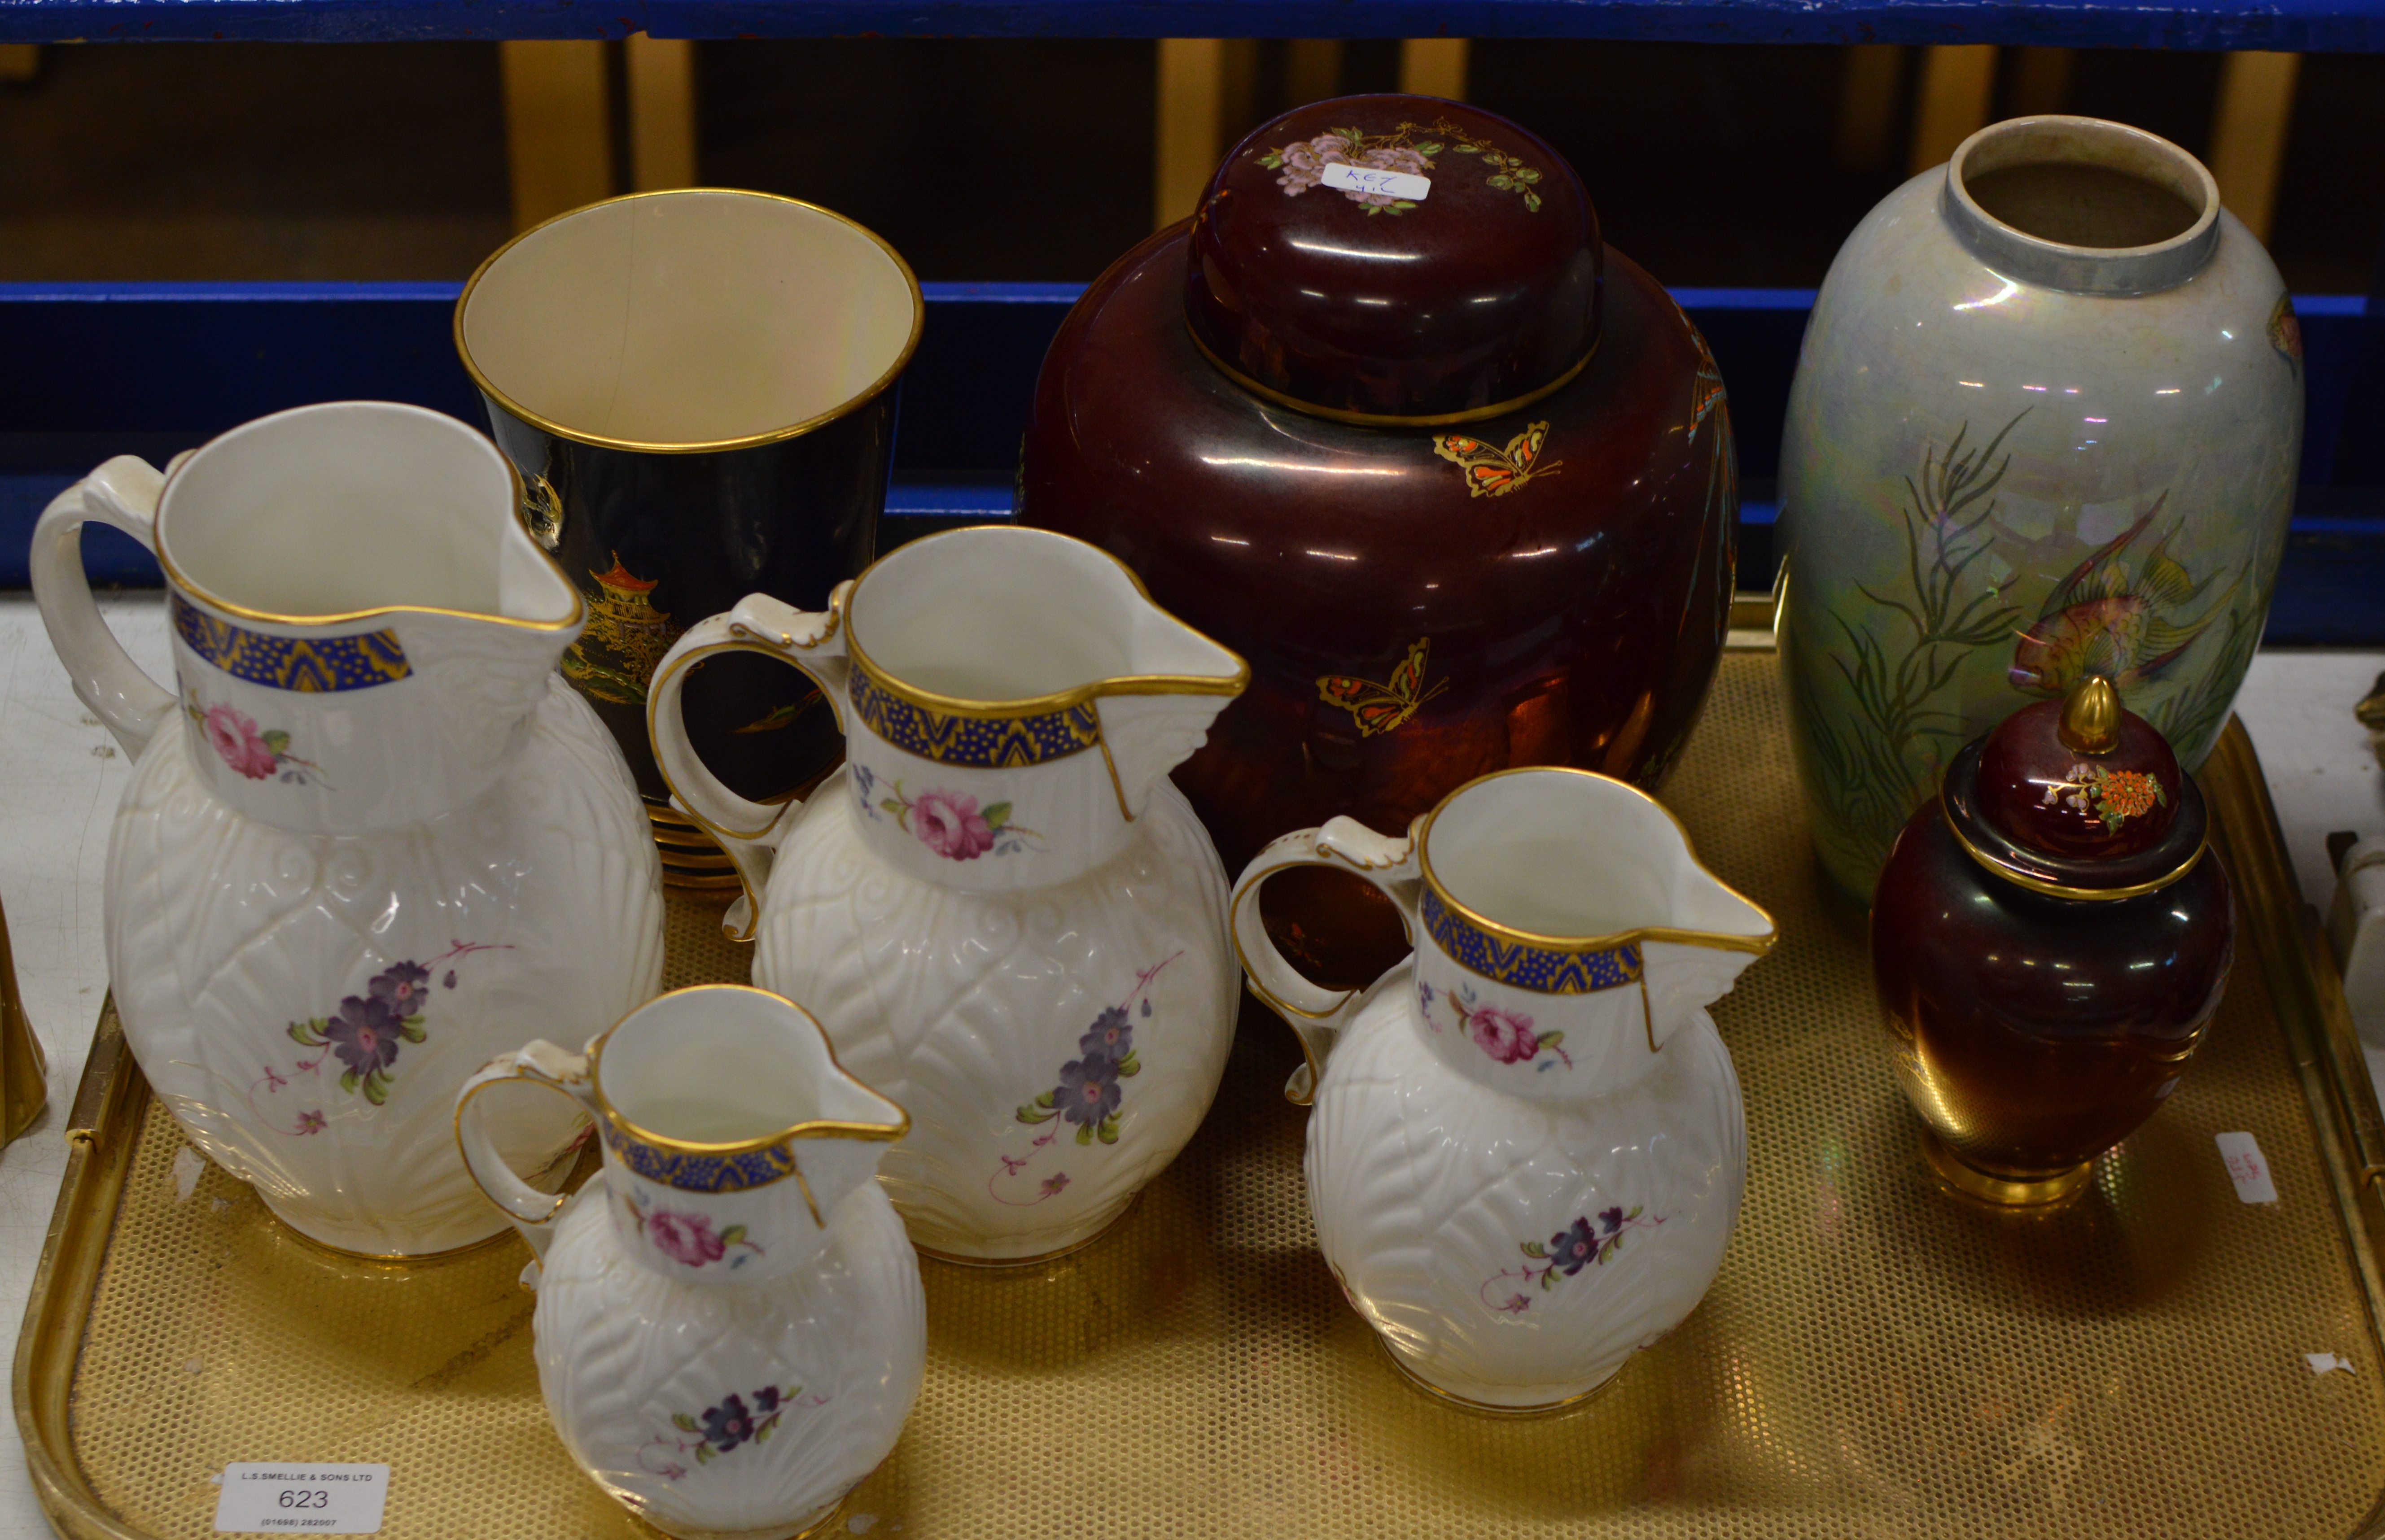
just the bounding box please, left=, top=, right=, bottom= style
left=457, top=985, right=921, bottom=1540
left=1233, top=767, right=1774, bottom=1410
left=648, top=525, right=1247, bottom=1262
left=32, top=401, right=665, bottom=1256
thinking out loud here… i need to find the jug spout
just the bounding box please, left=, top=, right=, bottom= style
left=1095, top=599, right=1248, bottom=817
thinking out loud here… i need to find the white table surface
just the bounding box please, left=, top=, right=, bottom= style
left=0, top=593, right=2378, bottom=1539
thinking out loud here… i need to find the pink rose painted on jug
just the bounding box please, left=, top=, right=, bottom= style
left=911, top=789, right=997, bottom=860
left=1416, top=978, right=1572, bottom=1072
left=647, top=1208, right=728, bottom=1266
left=1468, top=1004, right=1540, bottom=1064
left=186, top=693, right=329, bottom=786
left=849, top=763, right=1048, bottom=859
left=205, top=704, right=281, bottom=780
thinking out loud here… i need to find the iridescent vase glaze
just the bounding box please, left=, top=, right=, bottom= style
left=1781, top=116, right=2301, bottom=901
left=1871, top=676, right=2235, bottom=1206
left=1020, top=94, right=1737, bottom=985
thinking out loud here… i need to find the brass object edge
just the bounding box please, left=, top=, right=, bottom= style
left=1185, top=319, right=1597, bottom=429
left=1917, top=1128, right=2093, bottom=1208
left=455, top=188, right=928, bottom=457
left=13, top=999, right=148, bottom=1540
left=2205, top=720, right=2385, bottom=1540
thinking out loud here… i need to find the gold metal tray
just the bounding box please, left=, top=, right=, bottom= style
left=20, top=649, right=2385, bottom=1540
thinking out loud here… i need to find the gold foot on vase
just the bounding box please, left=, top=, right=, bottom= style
left=1373, top=1335, right=1626, bottom=1418
left=1921, top=1129, right=2094, bottom=1209
left=649, top=803, right=748, bottom=896
left=915, top=1189, right=1145, bottom=1270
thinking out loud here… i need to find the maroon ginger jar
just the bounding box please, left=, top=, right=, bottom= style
left=1018, top=95, right=1736, bottom=985
left=1871, top=676, right=2234, bottom=1207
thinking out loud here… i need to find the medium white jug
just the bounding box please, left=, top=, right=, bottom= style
left=1233, top=767, right=1774, bottom=1409
left=649, top=525, right=1247, bottom=1262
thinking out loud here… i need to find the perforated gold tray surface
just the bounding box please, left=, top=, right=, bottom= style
left=20, top=650, right=2385, bottom=1540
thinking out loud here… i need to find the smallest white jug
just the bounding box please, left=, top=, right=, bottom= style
left=1233, top=768, right=1775, bottom=1411
left=457, top=986, right=921, bottom=1540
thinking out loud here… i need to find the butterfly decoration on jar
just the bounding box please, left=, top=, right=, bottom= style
left=1432, top=421, right=1564, bottom=498
left=1316, top=637, right=1451, bottom=738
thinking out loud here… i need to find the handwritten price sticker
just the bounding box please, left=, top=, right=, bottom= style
left=1320, top=163, right=1433, bottom=202
left=2215, top=1131, right=2279, bottom=1204
left=214, top=1464, right=389, bottom=1534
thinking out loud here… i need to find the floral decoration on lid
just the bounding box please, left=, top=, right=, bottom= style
left=1184, top=95, right=1601, bottom=422
left=1975, top=675, right=2182, bottom=861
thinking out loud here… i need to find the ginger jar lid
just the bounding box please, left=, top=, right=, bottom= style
left=1184, top=95, right=1601, bottom=425
left=1942, top=676, right=2206, bottom=900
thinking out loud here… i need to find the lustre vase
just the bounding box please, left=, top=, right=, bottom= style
left=1779, top=115, right=2302, bottom=900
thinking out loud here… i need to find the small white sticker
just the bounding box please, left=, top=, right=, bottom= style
left=2216, top=1131, right=2279, bottom=1203
left=214, top=1464, right=388, bottom=1534
left=1321, top=162, right=1431, bottom=203
left=2307, top=1352, right=2356, bottom=1375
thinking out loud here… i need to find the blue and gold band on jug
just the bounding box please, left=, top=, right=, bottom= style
left=171, top=594, right=413, bottom=693
left=604, top=1122, right=806, bottom=1194
left=1419, top=885, right=1644, bottom=995
left=849, top=668, right=1102, bottom=768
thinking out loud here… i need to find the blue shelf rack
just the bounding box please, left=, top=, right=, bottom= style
left=1, top=0, right=2382, bottom=48
left=4, top=280, right=2381, bottom=643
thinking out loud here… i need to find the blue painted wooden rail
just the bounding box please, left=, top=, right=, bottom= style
left=4, top=280, right=2380, bottom=642
left=2, top=0, right=2383, bottom=47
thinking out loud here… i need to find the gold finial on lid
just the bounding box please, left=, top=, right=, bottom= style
left=2058, top=675, right=2121, bottom=755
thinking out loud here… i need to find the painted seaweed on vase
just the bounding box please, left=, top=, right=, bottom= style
left=1790, top=410, right=2255, bottom=891
left=1790, top=414, right=2029, bottom=886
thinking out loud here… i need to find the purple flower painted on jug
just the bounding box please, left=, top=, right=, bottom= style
left=271, top=942, right=508, bottom=1115
left=1055, top=1052, right=1123, bottom=1129
left=371, top=961, right=433, bottom=1018
left=1479, top=1204, right=1664, bottom=1313
left=642, top=1383, right=825, bottom=1479
left=993, top=956, right=1180, bottom=1205
left=1079, top=1006, right=1133, bottom=1060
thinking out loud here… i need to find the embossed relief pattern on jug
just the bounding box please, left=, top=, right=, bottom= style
left=533, top=1179, right=925, bottom=1538
left=1778, top=116, right=2301, bottom=899
left=34, top=402, right=670, bottom=1259
left=1309, top=971, right=1745, bottom=1406
left=108, top=676, right=666, bottom=1255
left=754, top=777, right=1238, bottom=1260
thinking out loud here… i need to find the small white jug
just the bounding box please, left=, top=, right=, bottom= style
left=457, top=985, right=921, bottom=1540
left=1233, top=767, right=1774, bottom=1410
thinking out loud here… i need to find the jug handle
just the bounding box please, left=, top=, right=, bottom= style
left=30, top=456, right=179, bottom=758
left=454, top=1039, right=600, bottom=1265
left=1230, top=817, right=1422, bottom=1108
left=647, top=589, right=852, bottom=942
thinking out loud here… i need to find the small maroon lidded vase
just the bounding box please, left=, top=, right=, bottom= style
left=1021, top=96, right=1735, bottom=988
left=1871, top=676, right=2234, bottom=1207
